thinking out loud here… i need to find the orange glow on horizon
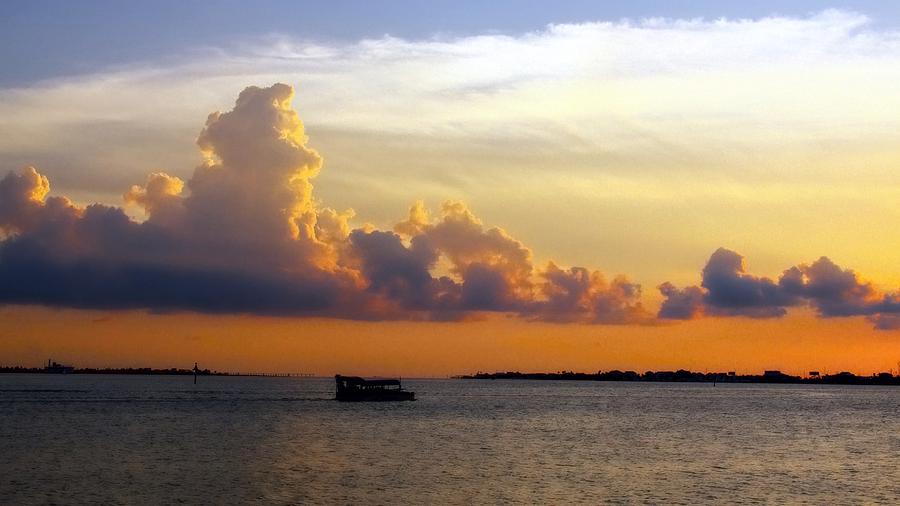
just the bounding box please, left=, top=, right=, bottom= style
left=2, top=305, right=898, bottom=378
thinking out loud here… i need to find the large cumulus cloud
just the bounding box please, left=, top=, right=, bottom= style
left=0, top=84, right=648, bottom=324
left=658, top=247, right=900, bottom=330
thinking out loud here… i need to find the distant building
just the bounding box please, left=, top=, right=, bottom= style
left=763, top=370, right=782, bottom=377
left=45, top=359, right=74, bottom=374
left=809, top=371, right=820, bottom=378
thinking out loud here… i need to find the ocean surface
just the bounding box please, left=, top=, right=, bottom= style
left=2, top=375, right=899, bottom=505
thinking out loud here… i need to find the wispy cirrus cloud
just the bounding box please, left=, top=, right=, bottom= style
left=4, top=9, right=900, bottom=200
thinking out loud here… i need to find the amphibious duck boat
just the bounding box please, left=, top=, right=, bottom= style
left=335, top=375, right=415, bottom=402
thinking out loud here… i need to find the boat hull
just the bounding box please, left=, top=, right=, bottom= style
left=336, top=391, right=415, bottom=402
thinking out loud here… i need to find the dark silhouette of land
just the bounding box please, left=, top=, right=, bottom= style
left=0, top=360, right=313, bottom=377
left=458, top=369, right=900, bottom=386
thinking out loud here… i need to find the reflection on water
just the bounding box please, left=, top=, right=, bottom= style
left=2, top=375, right=899, bottom=504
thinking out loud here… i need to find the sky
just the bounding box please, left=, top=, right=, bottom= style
left=2, top=1, right=900, bottom=376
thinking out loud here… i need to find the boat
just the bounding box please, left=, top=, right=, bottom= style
left=335, top=375, right=415, bottom=402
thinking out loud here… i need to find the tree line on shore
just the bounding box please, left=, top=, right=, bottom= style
left=459, top=369, right=900, bottom=385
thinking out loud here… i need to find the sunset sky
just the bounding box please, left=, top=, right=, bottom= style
left=3, top=1, right=900, bottom=376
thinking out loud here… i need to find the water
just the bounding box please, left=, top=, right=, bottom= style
left=2, top=375, right=899, bottom=504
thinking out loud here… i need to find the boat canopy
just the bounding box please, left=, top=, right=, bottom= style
left=337, top=375, right=401, bottom=387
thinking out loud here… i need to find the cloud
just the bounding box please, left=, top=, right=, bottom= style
left=412, top=201, right=534, bottom=310
left=869, top=314, right=900, bottom=331
left=657, top=282, right=703, bottom=320
left=0, top=83, right=647, bottom=324
left=5, top=10, right=900, bottom=206
left=0, top=240, right=343, bottom=315
left=349, top=229, right=441, bottom=311
left=534, top=262, right=648, bottom=324
left=5, top=10, right=900, bottom=301
left=124, top=172, right=185, bottom=226
left=657, top=248, right=795, bottom=319
left=659, top=248, right=900, bottom=329
left=5, top=84, right=900, bottom=331
left=0, top=166, right=57, bottom=232
left=700, top=248, right=798, bottom=318
left=0, top=85, right=363, bottom=316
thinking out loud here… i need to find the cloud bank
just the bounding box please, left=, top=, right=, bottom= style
left=0, top=84, right=648, bottom=323
left=5, top=10, right=900, bottom=300
left=3, top=84, right=899, bottom=330
left=658, top=248, right=900, bottom=330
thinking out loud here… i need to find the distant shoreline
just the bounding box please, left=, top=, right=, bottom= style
left=457, top=370, right=900, bottom=386
left=4, top=367, right=899, bottom=386
left=0, top=366, right=312, bottom=377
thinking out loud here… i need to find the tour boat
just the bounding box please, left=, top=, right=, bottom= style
left=335, top=375, right=415, bottom=402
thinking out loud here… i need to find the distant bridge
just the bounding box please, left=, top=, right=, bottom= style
left=218, top=372, right=316, bottom=377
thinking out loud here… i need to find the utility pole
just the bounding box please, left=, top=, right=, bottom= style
left=193, top=362, right=200, bottom=384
